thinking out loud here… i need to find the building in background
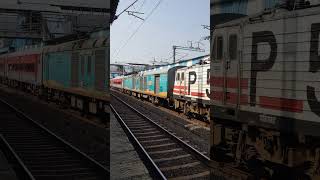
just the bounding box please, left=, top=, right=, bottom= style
left=0, top=0, right=114, bottom=53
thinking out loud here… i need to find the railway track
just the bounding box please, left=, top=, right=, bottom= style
left=111, top=94, right=212, bottom=179
left=111, top=93, right=254, bottom=180
left=0, top=98, right=108, bottom=180
left=111, top=89, right=210, bottom=155
left=112, top=89, right=209, bottom=127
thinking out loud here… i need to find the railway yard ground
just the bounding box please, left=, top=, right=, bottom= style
left=0, top=84, right=108, bottom=170
left=110, top=110, right=151, bottom=179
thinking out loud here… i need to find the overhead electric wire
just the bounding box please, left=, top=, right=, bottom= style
left=115, top=0, right=139, bottom=19
left=111, top=0, right=145, bottom=57
left=176, top=52, right=189, bottom=62
left=112, top=0, right=164, bottom=61
left=160, top=52, right=174, bottom=62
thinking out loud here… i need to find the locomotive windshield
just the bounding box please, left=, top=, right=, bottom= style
left=215, top=36, right=223, bottom=60
left=229, top=34, right=237, bottom=60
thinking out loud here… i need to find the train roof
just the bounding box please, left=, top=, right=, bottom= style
left=143, top=66, right=172, bottom=76
left=0, top=44, right=43, bottom=58
left=142, top=55, right=209, bottom=73
left=117, top=55, right=209, bottom=78
left=112, top=75, right=124, bottom=79
left=0, top=36, right=108, bottom=57
left=176, top=59, right=210, bottom=72
left=44, top=37, right=108, bottom=53
left=0, top=1, right=109, bottom=11
left=214, top=5, right=320, bottom=30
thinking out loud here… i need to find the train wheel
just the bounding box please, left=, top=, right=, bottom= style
left=154, top=97, right=159, bottom=105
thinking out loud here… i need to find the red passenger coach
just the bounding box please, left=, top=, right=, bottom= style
left=110, top=76, right=123, bottom=90
left=5, top=48, right=42, bottom=91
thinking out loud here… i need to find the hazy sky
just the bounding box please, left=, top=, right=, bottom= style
left=111, top=0, right=209, bottom=64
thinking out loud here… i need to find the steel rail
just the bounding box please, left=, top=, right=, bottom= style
left=0, top=98, right=109, bottom=178
left=112, top=94, right=211, bottom=165
left=112, top=93, right=253, bottom=179
left=110, top=104, right=167, bottom=180
left=0, top=134, right=35, bottom=180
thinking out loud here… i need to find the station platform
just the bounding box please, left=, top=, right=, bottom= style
left=0, top=150, right=18, bottom=180
left=110, top=111, right=151, bottom=180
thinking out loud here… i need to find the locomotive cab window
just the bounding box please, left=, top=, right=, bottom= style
left=215, top=36, right=223, bottom=60
left=181, top=72, right=184, bottom=81
left=176, top=73, right=180, bottom=81
left=229, top=34, right=238, bottom=60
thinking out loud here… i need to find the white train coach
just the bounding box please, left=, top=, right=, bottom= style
left=173, top=58, right=210, bottom=120
left=210, top=4, right=320, bottom=179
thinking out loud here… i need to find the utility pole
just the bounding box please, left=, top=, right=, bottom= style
left=173, top=46, right=176, bottom=63
left=150, top=57, right=157, bottom=66
left=172, top=41, right=205, bottom=63
left=201, top=24, right=212, bottom=41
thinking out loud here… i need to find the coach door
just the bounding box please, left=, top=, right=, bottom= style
left=132, top=76, right=136, bottom=89
left=139, top=77, right=143, bottom=91
left=143, top=76, right=147, bottom=91
left=212, top=26, right=240, bottom=115
left=155, top=75, right=160, bottom=94
left=180, top=71, right=186, bottom=95
left=225, top=27, right=240, bottom=112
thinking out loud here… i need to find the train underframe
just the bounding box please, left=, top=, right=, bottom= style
left=124, top=90, right=165, bottom=105
left=173, top=98, right=210, bottom=122
left=0, top=76, right=109, bottom=124
left=211, top=118, right=320, bottom=179
left=122, top=89, right=210, bottom=122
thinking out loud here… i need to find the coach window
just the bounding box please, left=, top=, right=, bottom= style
left=177, top=73, right=180, bottom=81
left=216, top=36, right=223, bottom=60
left=229, top=34, right=238, bottom=60
left=181, top=72, right=184, bottom=81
